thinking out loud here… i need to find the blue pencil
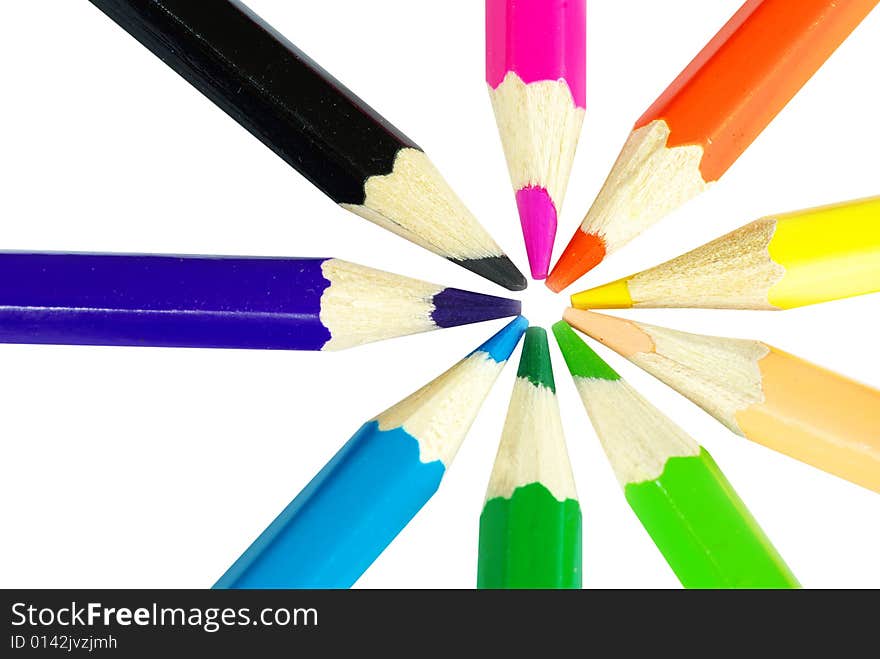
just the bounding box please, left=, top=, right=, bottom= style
left=215, top=315, right=528, bottom=588
left=0, top=252, right=521, bottom=350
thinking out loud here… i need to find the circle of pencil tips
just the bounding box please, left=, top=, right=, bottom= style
left=57, top=0, right=880, bottom=590
left=563, top=309, right=880, bottom=493
left=89, top=0, right=527, bottom=290
left=546, top=0, right=877, bottom=292
left=552, top=321, right=799, bottom=588
left=0, top=252, right=521, bottom=351
left=215, top=317, right=527, bottom=589
left=571, top=196, right=880, bottom=310
left=478, top=327, right=582, bottom=589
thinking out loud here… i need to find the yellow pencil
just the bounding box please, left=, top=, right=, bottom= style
left=571, top=196, right=880, bottom=310
left=563, top=308, right=880, bottom=493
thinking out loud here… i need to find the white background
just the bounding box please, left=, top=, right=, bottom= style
left=1, top=1, right=878, bottom=589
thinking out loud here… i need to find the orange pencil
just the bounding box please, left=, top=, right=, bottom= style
left=547, top=0, right=878, bottom=292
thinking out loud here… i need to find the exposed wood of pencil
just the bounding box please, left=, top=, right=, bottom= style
left=564, top=309, right=880, bottom=493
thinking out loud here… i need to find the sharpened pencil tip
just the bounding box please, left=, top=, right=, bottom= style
left=474, top=316, right=528, bottom=363
left=517, top=327, right=555, bottom=392
left=552, top=321, right=621, bottom=381
left=570, top=278, right=634, bottom=309
left=455, top=255, right=528, bottom=291
left=563, top=308, right=655, bottom=358
left=430, top=288, right=522, bottom=328
left=515, top=186, right=557, bottom=280
left=546, top=231, right=606, bottom=293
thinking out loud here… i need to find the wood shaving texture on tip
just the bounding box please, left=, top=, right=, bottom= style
left=489, top=73, right=585, bottom=208
left=342, top=148, right=502, bottom=260
left=574, top=377, right=698, bottom=485
left=581, top=120, right=709, bottom=252
left=631, top=323, right=769, bottom=435
left=628, top=218, right=785, bottom=308
left=375, top=352, right=504, bottom=466
left=320, top=259, right=441, bottom=350
left=486, top=377, right=576, bottom=502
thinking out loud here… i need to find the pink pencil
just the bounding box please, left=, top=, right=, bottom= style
left=486, top=0, right=586, bottom=280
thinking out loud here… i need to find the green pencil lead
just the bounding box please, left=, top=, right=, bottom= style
left=517, top=326, right=556, bottom=393
left=551, top=321, right=620, bottom=381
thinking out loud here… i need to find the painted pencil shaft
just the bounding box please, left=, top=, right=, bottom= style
left=552, top=321, right=798, bottom=588
left=638, top=0, right=878, bottom=180
left=89, top=0, right=526, bottom=290
left=478, top=327, right=581, bottom=588
left=215, top=316, right=527, bottom=588
left=627, top=448, right=799, bottom=588
left=564, top=309, right=880, bottom=492
left=571, top=196, right=880, bottom=310
left=0, top=252, right=521, bottom=350
left=547, top=0, right=877, bottom=292
left=486, top=0, right=586, bottom=279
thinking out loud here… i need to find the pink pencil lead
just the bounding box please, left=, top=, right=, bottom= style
left=516, top=186, right=558, bottom=279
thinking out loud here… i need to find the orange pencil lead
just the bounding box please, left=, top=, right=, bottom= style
left=545, top=230, right=605, bottom=293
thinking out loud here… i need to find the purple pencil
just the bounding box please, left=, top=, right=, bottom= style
left=0, top=252, right=521, bottom=351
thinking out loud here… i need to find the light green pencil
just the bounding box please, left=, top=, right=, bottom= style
left=552, top=321, right=799, bottom=589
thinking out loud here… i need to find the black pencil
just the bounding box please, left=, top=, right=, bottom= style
left=87, top=0, right=526, bottom=290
